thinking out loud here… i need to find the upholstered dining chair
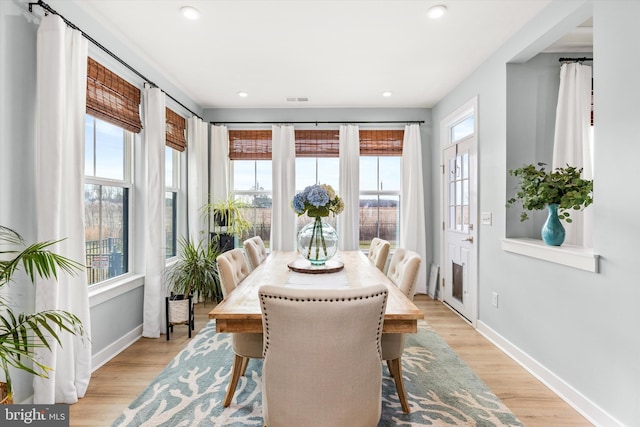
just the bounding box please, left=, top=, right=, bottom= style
left=216, top=248, right=263, bottom=407
left=381, top=248, right=421, bottom=413
left=368, top=237, right=390, bottom=272
left=242, top=236, right=267, bottom=271
left=258, top=284, right=388, bottom=427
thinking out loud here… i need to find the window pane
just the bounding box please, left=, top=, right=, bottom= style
left=452, top=115, right=474, bottom=142
left=295, top=158, right=316, bottom=189
left=359, top=157, right=378, bottom=191
left=232, top=160, right=273, bottom=247
left=358, top=195, right=399, bottom=249
left=165, top=147, right=174, bottom=188
left=233, top=160, right=256, bottom=191
left=85, top=116, right=95, bottom=176
left=317, top=158, right=339, bottom=189
left=256, top=160, right=272, bottom=191
left=94, top=118, right=125, bottom=180
left=85, top=184, right=128, bottom=285
left=379, top=157, right=401, bottom=191
left=165, top=192, right=177, bottom=258
left=239, top=194, right=272, bottom=248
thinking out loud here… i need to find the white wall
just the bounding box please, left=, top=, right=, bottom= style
left=431, top=1, right=637, bottom=425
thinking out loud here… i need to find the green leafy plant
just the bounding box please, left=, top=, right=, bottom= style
left=506, top=163, right=593, bottom=222
left=0, top=226, right=86, bottom=403
left=203, top=196, right=252, bottom=236
left=165, top=237, right=222, bottom=302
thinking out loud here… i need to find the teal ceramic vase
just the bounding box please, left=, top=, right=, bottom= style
left=297, top=217, right=338, bottom=265
left=541, top=204, right=565, bottom=246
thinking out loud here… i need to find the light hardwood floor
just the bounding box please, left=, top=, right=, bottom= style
left=69, top=295, right=592, bottom=426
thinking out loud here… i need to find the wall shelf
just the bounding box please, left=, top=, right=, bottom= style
left=502, top=238, right=599, bottom=273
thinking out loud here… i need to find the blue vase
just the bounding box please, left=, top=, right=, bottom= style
left=541, top=204, right=565, bottom=246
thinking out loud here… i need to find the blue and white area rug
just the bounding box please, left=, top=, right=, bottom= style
left=112, top=321, right=522, bottom=426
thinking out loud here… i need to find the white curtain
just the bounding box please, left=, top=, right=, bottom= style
left=400, top=124, right=427, bottom=294
left=210, top=125, right=229, bottom=207
left=34, top=14, right=91, bottom=403
left=552, top=62, right=593, bottom=247
left=187, top=117, right=209, bottom=241
left=338, top=125, right=360, bottom=250
left=142, top=87, right=166, bottom=338
left=270, top=125, right=297, bottom=251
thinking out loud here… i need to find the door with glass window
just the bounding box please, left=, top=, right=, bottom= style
left=442, top=100, right=477, bottom=324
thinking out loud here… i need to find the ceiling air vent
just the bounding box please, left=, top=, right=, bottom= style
left=286, top=97, right=309, bottom=103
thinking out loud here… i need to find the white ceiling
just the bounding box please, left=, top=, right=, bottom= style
left=68, top=0, right=555, bottom=109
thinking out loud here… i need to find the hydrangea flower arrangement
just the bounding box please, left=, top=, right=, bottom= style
left=292, top=184, right=343, bottom=263
left=291, top=184, right=344, bottom=218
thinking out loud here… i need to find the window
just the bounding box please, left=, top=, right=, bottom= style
left=228, top=128, right=403, bottom=249
left=165, top=147, right=178, bottom=258
left=84, top=115, right=131, bottom=285
left=359, top=156, right=401, bottom=249
left=232, top=160, right=272, bottom=247
left=451, top=115, right=474, bottom=143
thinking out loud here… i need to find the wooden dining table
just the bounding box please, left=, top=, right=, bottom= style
left=208, top=250, right=424, bottom=333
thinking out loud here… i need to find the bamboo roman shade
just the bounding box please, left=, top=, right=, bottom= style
left=229, top=130, right=272, bottom=160
left=359, top=130, right=404, bottom=156
left=166, top=108, right=187, bottom=152
left=228, top=128, right=404, bottom=159
left=294, top=130, right=340, bottom=157
left=86, top=57, right=142, bottom=133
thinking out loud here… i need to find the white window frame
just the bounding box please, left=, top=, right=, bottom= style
left=84, top=116, right=135, bottom=288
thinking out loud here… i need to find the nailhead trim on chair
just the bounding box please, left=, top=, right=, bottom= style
left=259, top=288, right=387, bottom=358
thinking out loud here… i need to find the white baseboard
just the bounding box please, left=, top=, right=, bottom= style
left=91, top=325, right=143, bottom=372
left=477, top=320, right=624, bottom=427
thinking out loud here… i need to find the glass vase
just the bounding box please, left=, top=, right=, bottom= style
left=541, top=204, right=565, bottom=246
left=297, top=217, right=338, bottom=265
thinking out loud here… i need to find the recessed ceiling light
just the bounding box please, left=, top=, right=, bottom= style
left=237, top=91, right=249, bottom=98
left=382, top=91, right=393, bottom=97
left=180, top=6, right=200, bottom=20
left=427, top=5, right=447, bottom=19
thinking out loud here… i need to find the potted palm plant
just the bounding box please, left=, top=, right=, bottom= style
left=506, top=163, right=593, bottom=246
left=0, top=226, right=86, bottom=404
left=164, top=237, right=222, bottom=339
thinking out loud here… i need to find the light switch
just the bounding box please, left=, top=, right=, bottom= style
left=481, top=212, right=492, bottom=225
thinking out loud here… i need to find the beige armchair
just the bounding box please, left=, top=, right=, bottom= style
left=368, top=237, right=390, bottom=272
left=242, top=236, right=267, bottom=271
left=258, top=284, right=388, bottom=427
left=381, top=248, right=421, bottom=413
left=216, top=248, right=263, bottom=407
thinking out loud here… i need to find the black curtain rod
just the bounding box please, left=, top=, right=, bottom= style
left=28, top=0, right=203, bottom=121
left=559, top=57, right=593, bottom=62
left=211, top=121, right=425, bottom=125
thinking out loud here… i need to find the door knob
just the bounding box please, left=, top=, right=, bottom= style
left=462, top=236, right=473, bottom=243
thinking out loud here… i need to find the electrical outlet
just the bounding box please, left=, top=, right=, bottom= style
left=491, top=291, right=499, bottom=308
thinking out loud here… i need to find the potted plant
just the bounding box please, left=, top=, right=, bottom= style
left=203, top=196, right=252, bottom=251
left=506, top=163, right=593, bottom=246
left=164, top=237, right=222, bottom=339
left=0, top=226, right=86, bottom=403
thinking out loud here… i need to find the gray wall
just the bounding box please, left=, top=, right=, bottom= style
left=431, top=1, right=637, bottom=425
left=1, top=0, right=42, bottom=403
left=0, top=0, right=199, bottom=402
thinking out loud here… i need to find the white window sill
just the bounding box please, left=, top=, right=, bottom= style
left=502, top=238, right=599, bottom=273
left=89, top=274, right=145, bottom=307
